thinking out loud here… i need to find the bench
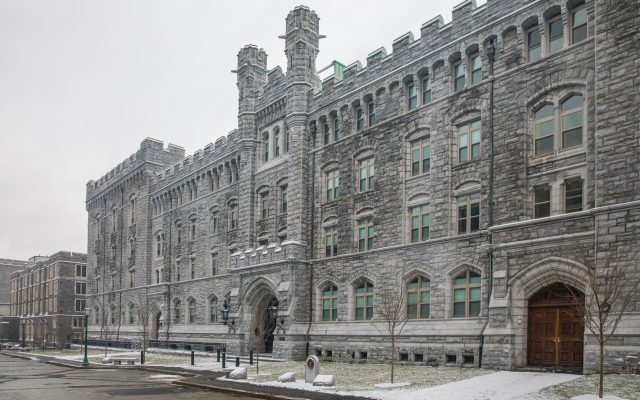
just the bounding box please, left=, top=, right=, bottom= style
left=112, top=357, right=136, bottom=365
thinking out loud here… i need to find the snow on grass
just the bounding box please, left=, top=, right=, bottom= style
left=571, top=395, right=628, bottom=400
left=538, top=374, right=640, bottom=400
left=244, top=361, right=491, bottom=390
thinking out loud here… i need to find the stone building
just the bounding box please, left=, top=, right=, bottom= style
left=85, top=0, right=640, bottom=372
left=1, top=258, right=30, bottom=317
left=10, top=252, right=88, bottom=348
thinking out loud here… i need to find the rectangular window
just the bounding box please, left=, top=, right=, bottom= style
left=260, top=192, right=269, bottom=220
left=75, top=299, right=86, bottom=312
left=190, top=258, right=196, bottom=280
left=367, top=102, right=376, bottom=126
left=408, top=83, right=417, bottom=110
left=324, top=226, right=338, bottom=257
left=130, top=198, right=135, bottom=223
left=458, top=192, right=481, bottom=234
left=571, top=7, right=587, bottom=44
left=422, top=77, right=432, bottom=104
left=176, top=262, right=181, bottom=282
left=334, top=118, right=341, bottom=141
left=548, top=16, right=564, bottom=54
left=325, top=170, right=339, bottom=202
left=410, top=204, right=430, bottom=242
left=129, top=271, right=135, bottom=288
left=190, top=223, right=196, bottom=241
left=322, top=286, right=338, bottom=321
left=453, top=62, right=465, bottom=91
left=355, top=283, right=374, bottom=320
left=356, top=107, right=364, bottom=131
left=323, top=123, right=330, bottom=145
left=470, top=55, right=482, bottom=84
left=263, top=134, right=269, bottom=162
left=211, top=253, right=218, bottom=276
left=458, top=120, right=481, bottom=162
left=565, top=178, right=583, bottom=213
left=230, top=205, right=238, bottom=229
left=411, top=138, right=430, bottom=176
left=358, top=157, right=375, bottom=192
left=534, top=186, right=551, bottom=218
left=75, top=264, right=86, bottom=277
left=75, top=282, right=87, bottom=294
left=280, top=186, right=288, bottom=213
left=561, top=95, right=584, bottom=149
left=274, top=130, right=280, bottom=157
left=358, top=217, right=374, bottom=252
left=527, top=26, right=542, bottom=62
left=535, top=104, right=555, bottom=156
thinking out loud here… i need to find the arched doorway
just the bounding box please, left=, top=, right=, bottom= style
left=253, top=295, right=277, bottom=354
left=527, top=283, right=584, bottom=368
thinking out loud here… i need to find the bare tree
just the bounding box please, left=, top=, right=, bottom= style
left=133, top=289, right=151, bottom=352
left=249, top=304, right=273, bottom=375
left=375, top=271, right=410, bottom=384
left=566, top=245, right=640, bottom=399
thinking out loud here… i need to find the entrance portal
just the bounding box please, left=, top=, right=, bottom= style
left=253, top=296, right=277, bottom=354
left=527, top=283, right=584, bottom=367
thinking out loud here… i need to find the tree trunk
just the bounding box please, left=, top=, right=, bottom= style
left=391, top=335, right=396, bottom=384
left=256, top=353, right=259, bottom=375
left=599, top=341, right=604, bottom=398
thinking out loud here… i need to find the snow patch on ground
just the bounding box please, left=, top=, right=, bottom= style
left=571, top=396, right=628, bottom=400
left=374, top=382, right=411, bottom=388
left=148, top=374, right=180, bottom=382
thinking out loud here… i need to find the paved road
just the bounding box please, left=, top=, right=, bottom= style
left=0, top=353, right=258, bottom=400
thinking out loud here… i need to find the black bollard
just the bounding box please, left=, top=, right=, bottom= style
left=140, top=350, right=145, bottom=365
left=222, top=352, right=226, bottom=368
left=235, top=356, right=240, bottom=367
left=190, top=350, right=195, bottom=366
left=249, top=350, right=254, bottom=365
left=216, top=348, right=220, bottom=362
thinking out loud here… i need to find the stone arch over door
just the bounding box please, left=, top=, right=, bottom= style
left=241, top=278, right=279, bottom=354
left=149, top=302, right=162, bottom=341
left=509, top=257, right=589, bottom=368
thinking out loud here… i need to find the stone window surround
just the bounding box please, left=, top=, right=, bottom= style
left=260, top=121, right=286, bottom=166
left=405, top=130, right=431, bottom=178
left=173, top=298, right=182, bottom=324
left=321, top=162, right=340, bottom=203
left=444, top=264, right=483, bottom=319
left=315, top=281, right=340, bottom=322
left=188, top=297, right=196, bottom=323
left=355, top=149, right=375, bottom=193
left=348, top=276, right=376, bottom=321
left=528, top=166, right=585, bottom=217
left=453, top=182, right=481, bottom=235
left=355, top=208, right=374, bottom=253
left=208, top=294, right=218, bottom=323
left=454, top=115, right=482, bottom=164
left=528, top=88, right=586, bottom=161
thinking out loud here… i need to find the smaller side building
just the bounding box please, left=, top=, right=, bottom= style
left=10, top=252, right=87, bottom=348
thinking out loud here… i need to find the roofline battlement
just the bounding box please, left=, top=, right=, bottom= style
left=86, top=138, right=185, bottom=199
left=310, top=0, right=538, bottom=103
left=150, top=129, right=240, bottom=187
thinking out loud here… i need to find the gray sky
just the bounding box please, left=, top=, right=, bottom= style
left=0, top=0, right=480, bottom=260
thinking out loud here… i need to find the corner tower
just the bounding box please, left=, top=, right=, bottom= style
left=283, top=6, right=321, bottom=244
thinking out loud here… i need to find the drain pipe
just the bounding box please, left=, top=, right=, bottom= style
left=479, top=38, right=496, bottom=369
left=305, top=124, right=317, bottom=356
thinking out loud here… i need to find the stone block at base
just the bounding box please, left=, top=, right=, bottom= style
left=228, top=367, right=247, bottom=380
left=277, top=372, right=296, bottom=383
left=312, top=374, right=335, bottom=387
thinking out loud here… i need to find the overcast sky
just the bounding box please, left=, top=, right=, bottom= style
left=0, top=0, right=482, bottom=260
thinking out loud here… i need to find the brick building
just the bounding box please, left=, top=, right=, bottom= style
left=10, top=252, right=88, bottom=348
left=85, top=0, right=639, bottom=372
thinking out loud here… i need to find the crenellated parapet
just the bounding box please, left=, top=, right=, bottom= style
left=86, top=138, right=185, bottom=202
left=150, top=129, right=241, bottom=190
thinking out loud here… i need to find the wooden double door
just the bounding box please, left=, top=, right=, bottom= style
left=527, top=284, right=584, bottom=367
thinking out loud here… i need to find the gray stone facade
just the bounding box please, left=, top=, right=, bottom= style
left=85, top=0, right=639, bottom=372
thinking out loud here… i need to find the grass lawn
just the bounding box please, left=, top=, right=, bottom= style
left=540, top=373, right=640, bottom=400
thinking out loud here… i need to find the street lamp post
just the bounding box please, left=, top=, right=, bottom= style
left=82, top=307, right=90, bottom=367
left=221, top=300, right=236, bottom=333
left=20, top=319, right=26, bottom=348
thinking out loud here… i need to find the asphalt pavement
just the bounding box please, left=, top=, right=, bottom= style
left=0, top=353, right=258, bottom=400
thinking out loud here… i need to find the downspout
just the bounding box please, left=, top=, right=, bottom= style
left=305, top=125, right=317, bottom=356
left=480, top=38, right=496, bottom=369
